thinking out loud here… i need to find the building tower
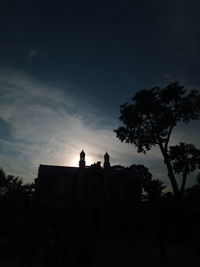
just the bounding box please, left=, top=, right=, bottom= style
left=79, top=150, right=86, bottom=168
left=104, top=152, right=110, bottom=169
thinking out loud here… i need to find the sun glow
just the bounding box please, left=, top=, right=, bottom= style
left=69, top=153, right=95, bottom=167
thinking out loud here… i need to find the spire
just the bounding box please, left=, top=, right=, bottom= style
left=79, top=150, right=86, bottom=168
left=80, top=150, right=85, bottom=158
left=104, top=152, right=110, bottom=169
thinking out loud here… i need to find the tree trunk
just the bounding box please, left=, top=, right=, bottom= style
left=165, top=158, right=180, bottom=199
left=161, top=150, right=183, bottom=217
left=159, top=145, right=180, bottom=199
left=180, top=169, right=188, bottom=195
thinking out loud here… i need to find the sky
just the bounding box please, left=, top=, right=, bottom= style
left=0, top=0, right=200, bottom=188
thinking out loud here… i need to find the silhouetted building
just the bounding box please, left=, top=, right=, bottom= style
left=79, top=150, right=85, bottom=168
left=104, top=152, right=110, bottom=169
left=35, top=151, right=142, bottom=228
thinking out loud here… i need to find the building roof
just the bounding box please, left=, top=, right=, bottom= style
left=38, top=164, right=79, bottom=179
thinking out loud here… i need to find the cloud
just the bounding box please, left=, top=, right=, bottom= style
left=0, top=68, right=199, bottom=189
left=28, top=49, right=38, bottom=58
left=0, top=68, right=147, bottom=182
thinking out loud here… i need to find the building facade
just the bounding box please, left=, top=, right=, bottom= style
left=35, top=151, right=142, bottom=228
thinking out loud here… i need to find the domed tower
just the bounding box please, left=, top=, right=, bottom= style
left=104, top=152, right=110, bottom=169
left=79, top=150, right=86, bottom=168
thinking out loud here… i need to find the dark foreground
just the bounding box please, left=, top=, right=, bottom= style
left=0, top=216, right=199, bottom=267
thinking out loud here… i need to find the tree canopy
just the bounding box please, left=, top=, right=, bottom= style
left=169, top=143, right=200, bottom=193
left=0, top=168, right=35, bottom=213
left=115, top=81, right=200, bottom=199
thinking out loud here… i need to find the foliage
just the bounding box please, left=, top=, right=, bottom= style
left=0, top=168, right=35, bottom=213
left=0, top=169, right=23, bottom=196
left=143, top=179, right=166, bottom=202
left=115, top=81, right=200, bottom=198
left=169, top=143, right=200, bottom=193
left=128, top=164, right=165, bottom=201
left=129, top=164, right=152, bottom=182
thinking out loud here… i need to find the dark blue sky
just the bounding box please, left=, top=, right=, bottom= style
left=0, top=0, right=200, bottom=187
left=1, top=0, right=199, bottom=109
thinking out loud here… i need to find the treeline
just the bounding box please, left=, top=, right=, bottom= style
left=0, top=168, right=35, bottom=216
left=1, top=166, right=200, bottom=218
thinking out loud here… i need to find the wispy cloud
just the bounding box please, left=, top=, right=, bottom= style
left=0, top=68, right=148, bottom=182
left=28, top=49, right=38, bottom=58
left=0, top=68, right=199, bottom=188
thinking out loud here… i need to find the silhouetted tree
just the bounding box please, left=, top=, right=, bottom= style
left=0, top=168, right=35, bottom=213
left=114, top=81, right=200, bottom=200
left=143, top=179, right=166, bottom=202
left=169, top=143, right=200, bottom=194
left=129, top=164, right=166, bottom=202
left=0, top=168, right=23, bottom=196
left=129, top=164, right=152, bottom=185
